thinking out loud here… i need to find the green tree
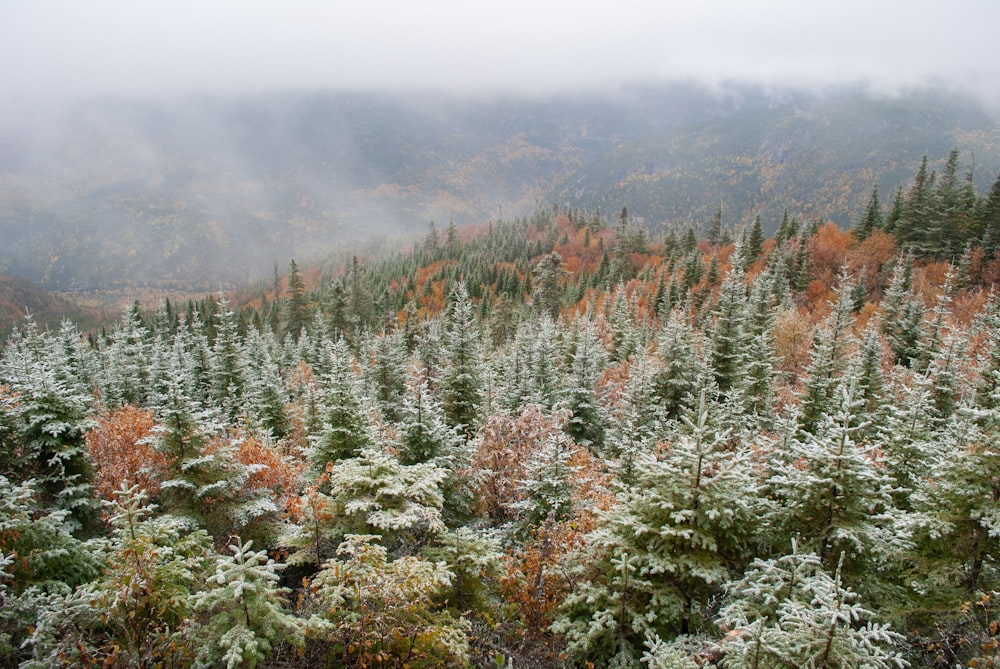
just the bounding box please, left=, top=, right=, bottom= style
left=555, top=398, right=760, bottom=666
left=309, top=339, right=372, bottom=474
left=441, top=285, right=483, bottom=437
left=531, top=252, right=565, bottom=320
left=1, top=322, right=100, bottom=533
left=193, top=536, right=303, bottom=669
left=716, top=548, right=905, bottom=669
left=855, top=183, right=883, bottom=241
left=282, top=259, right=309, bottom=342
left=307, top=534, right=469, bottom=667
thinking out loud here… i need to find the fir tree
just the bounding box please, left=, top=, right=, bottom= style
left=282, top=259, right=309, bottom=342
left=855, top=183, right=884, bottom=241
left=441, top=285, right=483, bottom=437
left=1, top=323, right=100, bottom=533
left=709, top=266, right=750, bottom=395
left=193, top=537, right=303, bottom=669
left=563, top=321, right=608, bottom=451
left=310, top=339, right=372, bottom=474
left=716, top=548, right=905, bottom=669
left=555, top=396, right=760, bottom=665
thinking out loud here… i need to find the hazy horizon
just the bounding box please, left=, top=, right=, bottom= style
left=2, top=0, right=998, bottom=108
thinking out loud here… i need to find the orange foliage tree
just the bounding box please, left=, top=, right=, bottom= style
left=472, top=405, right=567, bottom=526
left=86, top=405, right=163, bottom=502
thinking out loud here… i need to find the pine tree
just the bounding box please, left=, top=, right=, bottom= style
left=101, top=302, right=151, bottom=406
left=532, top=251, right=564, bottom=320
left=210, top=293, right=246, bottom=422
left=554, top=396, right=760, bottom=665
left=799, top=276, right=856, bottom=435
left=308, top=534, right=469, bottom=667
left=652, top=310, right=704, bottom=422
left=855, top=183, right=884, bottom=241
left=309, top=339, right=372, bottom=474
left=365, top=330, right=408, bottom=423
left=767, top=382, right=898, bottom=581
left=563, top=320, right=608, bottom=451
left=36, top=484, right=214, bottom=667
left=746, top=215, right=765, bottom=266
left=510, top=429, right=578, bottom=537
left=193, top=536, right=303, bottom=669
left=282, top=259, right=309, bottom=342
left=709, top=266, right=750, bottom=395
left=441, top=285, right=483, bottom=437
left=716, top=547, right=905, bottom=669
left=325, top=446, right=447, bottom=548
left=707, top=204, right=723, bottom=246
left=979, top=170, right=1000, bottom=257
left=1, top=322, right=100, bottom=533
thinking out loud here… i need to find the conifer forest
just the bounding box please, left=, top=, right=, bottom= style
left=6, top=150, right=1000, bottom=669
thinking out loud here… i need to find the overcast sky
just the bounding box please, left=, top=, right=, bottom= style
left=1, top=0, right=999, bottom=103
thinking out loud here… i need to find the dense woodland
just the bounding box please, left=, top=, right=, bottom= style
left=3, top=150, right=1000, bottom=668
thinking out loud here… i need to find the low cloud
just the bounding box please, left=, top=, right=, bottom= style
left=1, top=0, right=997, bottom=105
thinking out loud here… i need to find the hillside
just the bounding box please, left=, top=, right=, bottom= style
left=3, top=192, right=1000, bottom=666
left=553, top=91, right=1000, bottom=231
left=1, top=85, right=998, bottom=292
left=0, top=273, right=95, bottom=338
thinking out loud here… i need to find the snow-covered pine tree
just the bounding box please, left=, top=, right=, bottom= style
left=1, top=320, right=100, bottom=533
left=554, top=395, right=760, bottom=666
left=441, top=285, right=483, bottom=438
left=309, top=338, right=372, bottom=476
left=716, top=547, right=905, bottom=669
left=193, top=536, right=302, bottom=669
left=563, top=319, right=608, bottom=451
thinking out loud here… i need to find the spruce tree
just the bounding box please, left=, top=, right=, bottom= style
left=554, top=396, right=760, bottom=665
left=709, top=266, right=750, bottom=395
left=563, top=320, right=608, bottom=451
left=441, top=285, right=483, bottom=437
left=1, top=322, right=100, bottom=533
left=282, top=259, right=309, bottom=342
left=193, top=536, right=302, bottom=668
left=855, top=183, right=883, bottom=241
left=309, top=339, right=372, bottom=475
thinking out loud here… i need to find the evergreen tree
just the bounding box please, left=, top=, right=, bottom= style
left=709, top=266, right=750, bottom=395
left=555, top=397, right=760, bottom=665
left=193, top=536, right=303, bottom=669
left=365, top=330, right=408, bottom=423
left=510, top=430, right=577, bottom=536
left=308, top=534, right=469, bottom=667
left=101, top=302, right=151, bottom=406
left=531, top=251, right=564, bottom=320
left=855, top=183, right=883, bottom=241
left=210, top=293, right=246, bottom=421
left=310, top=339, right=372, bottom=474
left=799, top=277, right=855, bottom=435
left=707, top=204, right=723, bottom=246
left=716, top=548, right=905, bottom=669
left=746, top=214, right=765, bottom=266
left=325, top=446, right=447, bottom=548
left=282, top=258, right=310, bottom=342
left=31, top=484, right=213, bottom=667
left=652, top=310, right=704, bottom=422
left=441, top=285, right=483, bottom=437
left=1, top=323, right=100, bottom=533
left=979, top=170, right=1000, bottom=257
left=563, top=320, right=608, bottom=450
left=767, top=382, right=899, bottom=582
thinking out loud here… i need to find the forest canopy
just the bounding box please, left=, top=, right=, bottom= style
left=3, top=152, right=1000, bottom=667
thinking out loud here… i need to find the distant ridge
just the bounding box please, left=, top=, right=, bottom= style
left=1, top=85, right=997, bottom=291
left=0, top=274, right=92, bottom=338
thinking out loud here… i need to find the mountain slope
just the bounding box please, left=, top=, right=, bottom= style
left=1, top=85, right=997, bottom=291
left=552, top=92, right=1000, bottom=232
